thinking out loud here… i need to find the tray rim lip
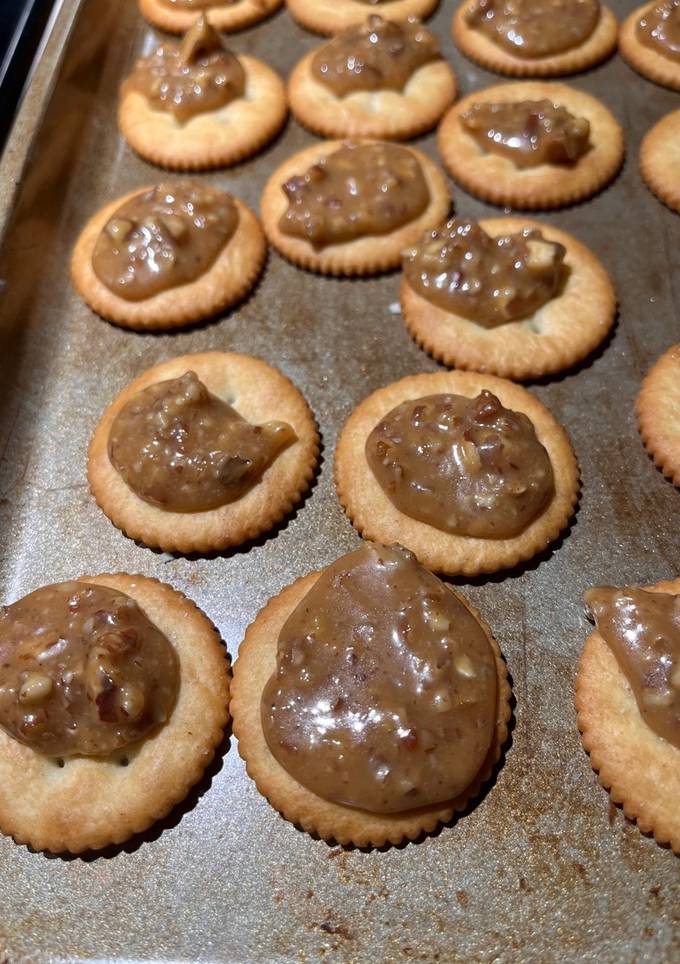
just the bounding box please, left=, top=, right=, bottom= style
left=0, top=0, right=83, bottom=249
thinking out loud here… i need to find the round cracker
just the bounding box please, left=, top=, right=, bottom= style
left=71, top=187, right=267, bottom=331
left=400, top=217, right=617, bottom=380
left=260, top=140, right=451, bottom=276
left=437, top=82, right=624, bottom=210
left=230, top=569, right=511, bottom=847
left=636, top=342, right=680, bottom=487
left=452, top=1, right=618, bottom=77
left=575, top=576, right=680, bottom=854
left=287, top=49, right=456, bottom=141
left=640, top=109, right=680, bottom=214
left=118, top=56, right=287, bottom=171
left=286, top=0, right=439, bottom=36
left=88, top=352, right=319, bottom=554
left=139, top=0, right=282, bottom=34
left=619, top=3, right=680, bottom=91
left=334, top=371, right=579, bottom=576
left=0, top=573, right=230, bottom=854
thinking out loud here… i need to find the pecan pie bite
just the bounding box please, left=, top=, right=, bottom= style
left=71, top=181, right=267, bottom=330
left=261, top=140, right=450, bottom=275
left=576, top=578, right=680, bottom=853
left=452, top=0, right=618, bottom=77
left=437, top=81, right=623, bottom=210
left=231, top=542, right=512, bottom=846
left=334, top=370, right=579, bottom=575
left=119, top=15, right=287, bottom=170
left=88, top=352, right=319, bottom=553
left=0, top=574, right=229, bottom=853
left=620, top=1, right=680, bottom=90
left=437, top=82, right=624, bottom=210
left=288, top=16, right=456, bottom=140
left=399, top=216, right=616, bottom=380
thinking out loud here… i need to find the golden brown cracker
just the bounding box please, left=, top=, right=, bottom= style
left=575, top=577, right=680, bottom=854
left=88, top=352, right=319, bottom=554
left=334, top=371, right=579, bottom=576
left=636, top=342, right=680, bottom=486
left=437, top=82, right=624, bottom=210
left=619, top=4, right=680, bottom=91
left=640, top=109, right=680, bottom=214
left=230, top=570, right=511, bottom=847
left=118, top=56, right=287, bottom=171
left=400, top=217, right=617, bottom=380
left=139, top=0, right=282, bottom=34
left=260, top=140, right=451, bottom=276
left=71, top=187, right=266, bottom=331
left=286, top=0, right=439, bottom=36
left=287, top=49, right=456, bottom=141
left=452, top=1, right=618, bottom=77
left=0, top=573, right=230, bottom=854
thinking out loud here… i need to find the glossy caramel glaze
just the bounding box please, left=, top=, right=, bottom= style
left=637, top=1, right=680, bottom=62
left=311, top=16, right=440, bottom=96
left=402, top=218, right=566, bottom=325
left=585, top=586, right=680, bottom=749
left=108, top=371, right=296, bottom=512
left=123, top=16, right=245, bottom=124
left=366, top=391, right=555, bottom=538
left=465, top=0, right=600, bottom=59
left=0, top=582, right=178, bottom=757
left=262, top=544, right=498, bottom=812
left=92, top=183, right=239, bottom=301
left=278, top=143, right=430, bottom=249
left=460, top=99, right=590, bottom=168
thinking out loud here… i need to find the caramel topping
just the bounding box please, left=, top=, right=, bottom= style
left=262, top=543, right=498, bottom=813
left=460, top=100, right=590, bottom=168
left=584, top=587, right=680, bottom=749
left=366, top=392, right=554, bottom=539
left=637, top=1, right=680, bottom=62
left=0, top=582, right=178, bottom=758
left=311, top=16, right=440, bottom=97
left=123, top=16, right=245, bottom=124
left=465, top=0, right=600, bottom=58
left=92, top=183, right=238, bottom=302
left=402, top=218, right=566, bottom=326
left=278, top=142, right=430, bottom=249
left=108, top=371, right=296, bottom=512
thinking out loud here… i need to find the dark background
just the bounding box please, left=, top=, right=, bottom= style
left=0, top=0, right=55, bottom=148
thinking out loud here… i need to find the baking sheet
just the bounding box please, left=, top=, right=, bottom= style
left=0, top=0, right=679, bottom=960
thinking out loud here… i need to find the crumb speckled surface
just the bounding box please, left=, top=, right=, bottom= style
left=0, top=0, right=678, bottom=960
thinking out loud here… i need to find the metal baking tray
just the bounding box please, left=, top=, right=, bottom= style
left=0, top=0, right=678, bottom=959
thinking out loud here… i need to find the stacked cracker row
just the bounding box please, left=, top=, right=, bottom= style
left=0, top=0, right=678, bottom=858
